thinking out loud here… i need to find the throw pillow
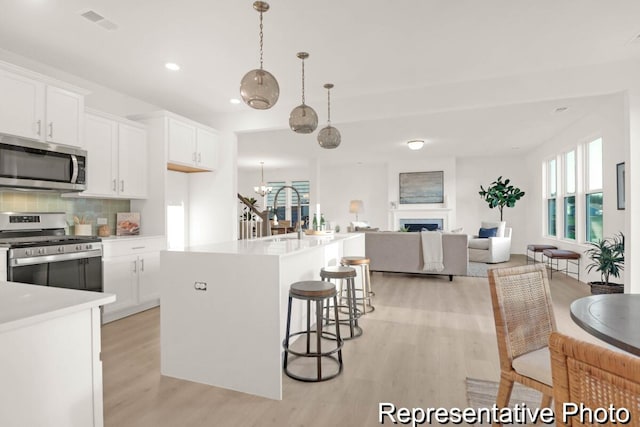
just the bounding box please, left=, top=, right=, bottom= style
left=481, top=221, right=506, bottom=237
left=478, top=227, right=498, bottom=238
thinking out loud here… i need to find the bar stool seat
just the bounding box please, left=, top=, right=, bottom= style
left=320, top=266, right=363, bottom=340
left=341, top=256, right=374, bottom=314
left=283, top=280, right=343, bottom=382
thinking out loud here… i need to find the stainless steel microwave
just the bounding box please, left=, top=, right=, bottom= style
left=0, top=133, right=87, bottom=192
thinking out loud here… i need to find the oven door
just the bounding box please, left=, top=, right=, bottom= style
left=9, top=253, right=103, bottom=292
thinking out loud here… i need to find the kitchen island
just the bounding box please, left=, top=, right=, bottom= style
left=0, top=282, right=115, bottom=427
left=160, top=232, right=364, bottom=399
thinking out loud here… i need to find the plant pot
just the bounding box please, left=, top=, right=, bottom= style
left=589, top=281, right=624, bottom=295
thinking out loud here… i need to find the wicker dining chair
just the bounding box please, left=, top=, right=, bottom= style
left=488, top=264, right=555, bottom=420
left=549, top=331, right=640, bottom=426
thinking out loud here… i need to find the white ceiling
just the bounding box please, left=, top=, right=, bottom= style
left=1, top=1, right=640, bottom=170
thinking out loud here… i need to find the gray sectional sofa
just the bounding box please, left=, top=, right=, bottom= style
left=364, top=231, right=469, bottom=281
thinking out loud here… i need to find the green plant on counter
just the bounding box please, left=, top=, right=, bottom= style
left=399, top=226, right=409, bottom=232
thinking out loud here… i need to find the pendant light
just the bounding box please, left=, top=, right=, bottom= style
left=240, top=1, right=279, bottom=110
left=253, top=162, right=272, bottom=197
left=317, top=83, right=341, bottom=149
left=289, top=52, right=318, bottom=134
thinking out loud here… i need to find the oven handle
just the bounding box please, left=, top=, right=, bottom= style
left=9, top=249, right=103, bottom=267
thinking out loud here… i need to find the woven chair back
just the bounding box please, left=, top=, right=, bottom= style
left=549, top=331, right=640, bottom=426
left=488, top=264, right=556, bottom=371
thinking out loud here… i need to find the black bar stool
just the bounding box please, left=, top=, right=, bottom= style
left=283, top=280, right=343, bottom=382
left=341, top=256, right=374, bottom=314
left=320, top=265, right=363, bottom=340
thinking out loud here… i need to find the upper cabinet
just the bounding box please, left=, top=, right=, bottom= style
left=167, top=117, right=219, bottom=172
left=80, top=110, right=147, bottom=199
left=0, top=62, right=87, bottom=148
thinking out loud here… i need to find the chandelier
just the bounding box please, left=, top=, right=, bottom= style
left=240, top=1, right=279, bottom=110
left=289, top=52, right=318, bottom=134
left=253, top=162, right=272, bottom=197
left=317, top=83, right=341, bottom=149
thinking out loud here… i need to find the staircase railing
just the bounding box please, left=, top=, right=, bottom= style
left=237, top=193, right=271, bottom=239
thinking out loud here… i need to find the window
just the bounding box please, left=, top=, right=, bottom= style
left=585, top=138, right=603, bottom=242
left=546, top=158, right=557, bottom=236
left=564, top=150, right=576, bottom=240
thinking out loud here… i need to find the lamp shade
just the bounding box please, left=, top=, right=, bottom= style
left=349, top=200, right=364, bottom=214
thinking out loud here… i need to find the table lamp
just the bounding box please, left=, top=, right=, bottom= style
left=349, top=200, right=364, bottom=221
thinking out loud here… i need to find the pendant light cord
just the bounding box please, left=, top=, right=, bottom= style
left=259, top=11, right=264, bottom=70
left=301, top=58, right=306, bottom=105
left=327, top=87, right=331, bottom=125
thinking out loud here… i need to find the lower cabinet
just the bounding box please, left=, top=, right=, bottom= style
left=102, top=236, right=165, bottom=323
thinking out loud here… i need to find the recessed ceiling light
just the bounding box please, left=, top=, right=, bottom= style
left=165, top=62, right=180, bottom=71
left=229, top=98, right=241, bottom=105
left=407, top=139, right=425, bottom=150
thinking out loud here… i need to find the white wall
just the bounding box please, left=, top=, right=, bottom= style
left=456, top=155, right=531, bottom=254
left=318, top=162, right=388, bottom=232
left=525, top=93, right=626, bottom=284
left=189, top=131, right=238, bottom=245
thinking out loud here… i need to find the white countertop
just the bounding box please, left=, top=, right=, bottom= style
left=167, top=233, right=362, bottom=257
left=0, top=282, right=115, bottom=334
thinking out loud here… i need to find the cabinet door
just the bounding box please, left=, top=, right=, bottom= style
left=0, top=69, right=44, bottom=140
left=118, top=124, right=148, bottom=198
left=83, top=113, right=118, bottom=197
left=103, top=255, right=138, bottom=315
left=196, top=128, right=218, bottom=170
left=138, top=252, right=161, bottom=303
left=168, top=118, right=196, bottom=166
left=45, top=86, right=84, bottom=147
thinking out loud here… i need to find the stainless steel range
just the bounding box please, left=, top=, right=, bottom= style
left=0, top=212, right=103, bottom=292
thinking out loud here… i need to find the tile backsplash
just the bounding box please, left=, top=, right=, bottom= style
left=0, top=191, right=130, bottom=236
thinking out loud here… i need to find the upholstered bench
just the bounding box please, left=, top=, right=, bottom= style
left=542, top=249, right=580, bottom=280
left=526, top=244, right=558, bottom=264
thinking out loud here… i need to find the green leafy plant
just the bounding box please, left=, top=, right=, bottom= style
left=478, top=176, right=526, bottom=221
left=399, top=226, right=409, bottom=232
left=585, top=232, right=624, bottom=287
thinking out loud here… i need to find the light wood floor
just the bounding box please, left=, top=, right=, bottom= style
left=102, top=256, right=603, bottom=426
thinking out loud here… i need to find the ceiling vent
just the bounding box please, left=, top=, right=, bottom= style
left=79, top=10, right=119, bottom=31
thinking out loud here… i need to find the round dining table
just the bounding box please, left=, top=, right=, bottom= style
left=570, top=294, right=640, bottom=356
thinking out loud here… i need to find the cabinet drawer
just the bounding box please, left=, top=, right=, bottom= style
left=102, top=236, right=166, bottom=258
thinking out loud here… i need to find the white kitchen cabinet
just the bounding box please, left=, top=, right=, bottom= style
left=0, top=62, right=86, bottom=148
left=45, top=85, right=84, bottom=147
left=102, top=236, right=166, bottom=323
left=167, top=116, right=218, bottom=172
left=80, top=110, right=147, bottom=199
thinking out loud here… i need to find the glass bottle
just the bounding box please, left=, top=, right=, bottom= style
left=320, top=214, right=326, bottom=231
left=312, top=214, right=318, bottom=231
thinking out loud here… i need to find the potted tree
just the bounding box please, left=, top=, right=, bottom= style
left=478, top=176, right=525, bottom=221
left=585, top=232, right=624, bottom=294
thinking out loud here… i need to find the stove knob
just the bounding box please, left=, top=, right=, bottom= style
left=25, top=249, right=33, bottom=256
left=57, top=247, right=64, bottom=253
left=85, top=244, right=92, bottom=250
left=76, top=245, right=82, bottom=251
left=38, top=248, right=45, bottom=255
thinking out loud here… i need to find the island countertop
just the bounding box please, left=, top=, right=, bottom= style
left=168, top=232, right=363, bottom=257
left=0, top=281, right=115, bottom=334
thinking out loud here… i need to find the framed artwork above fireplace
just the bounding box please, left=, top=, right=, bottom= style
left=399, top=171, right=444, bottom=204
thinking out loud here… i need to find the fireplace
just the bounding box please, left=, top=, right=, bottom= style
left=399, top=218, right=443, bottom=232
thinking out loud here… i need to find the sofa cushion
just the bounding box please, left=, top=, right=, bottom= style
left=468, top=238, right=490, bottom=250
left=481, top=221, right=506, bottom=237
left=478, top=227, right=498, bottom=238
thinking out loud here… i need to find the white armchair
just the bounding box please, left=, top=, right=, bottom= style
left=468, top=222, right=512, bottom=263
